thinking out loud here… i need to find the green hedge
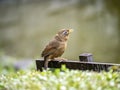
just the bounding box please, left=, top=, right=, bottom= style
left=0, top=66, right=120, bottom=90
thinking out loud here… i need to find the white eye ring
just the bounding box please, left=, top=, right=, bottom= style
left=62, top=31, right=67, bottom=35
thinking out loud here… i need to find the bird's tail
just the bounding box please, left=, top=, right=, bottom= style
left=44, top=56, right=49, bottom=70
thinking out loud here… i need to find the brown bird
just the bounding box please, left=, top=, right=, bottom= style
left=41, top=29, right=73, bottom=69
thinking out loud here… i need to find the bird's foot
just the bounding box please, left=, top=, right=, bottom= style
left=54, top=57, right=67, bottom=62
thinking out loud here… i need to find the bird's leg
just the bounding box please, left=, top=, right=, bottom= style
left=54, top=57, right=67, bottom=62
left=44, top=56, right=49, bottom=70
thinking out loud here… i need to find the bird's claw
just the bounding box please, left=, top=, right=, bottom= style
left=54, top=57, right=67, bottom=62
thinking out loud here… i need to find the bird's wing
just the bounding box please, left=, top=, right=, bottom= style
left=41, top=40, right=60, bottom=57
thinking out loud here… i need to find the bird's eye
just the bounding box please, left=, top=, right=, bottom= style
left=62, top=31, right=68, bottom=35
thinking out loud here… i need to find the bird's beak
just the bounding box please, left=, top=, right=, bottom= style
left=69, top=29, right=74, bottom=33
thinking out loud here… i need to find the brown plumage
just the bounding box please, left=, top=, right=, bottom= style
left=41, top=29, right=73, bottom=69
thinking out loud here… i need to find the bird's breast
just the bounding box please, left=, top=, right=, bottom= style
left=51, top=41, right=67, bottom=58
left=59, top=41, right=67, bottom=50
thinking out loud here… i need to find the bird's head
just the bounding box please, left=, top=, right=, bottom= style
left=56, top=29, right=74, bottom=41
left=59, top=29, right=73, bottom=36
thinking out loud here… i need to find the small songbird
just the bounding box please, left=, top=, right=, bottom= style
left=41, top=29, right=73, bottom=69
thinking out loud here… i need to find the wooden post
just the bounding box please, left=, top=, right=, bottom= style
left=79, top=53, right=93, bottom=62
left=36, top=60, right=120, bottom=72
left=36, top=53, right=120, bottom=72
left=36, top=60, right=44, bottom=71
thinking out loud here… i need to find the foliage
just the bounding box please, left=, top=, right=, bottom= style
left=0, top=66, right=120, bottom=90
left=0, top=52, right=16, bottom=75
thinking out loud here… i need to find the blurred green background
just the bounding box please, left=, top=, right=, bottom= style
left=0, top=0, right=120, bottom=71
